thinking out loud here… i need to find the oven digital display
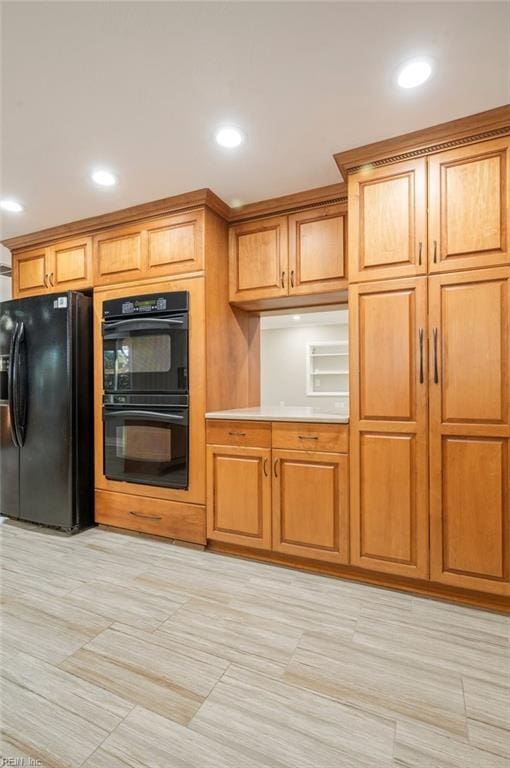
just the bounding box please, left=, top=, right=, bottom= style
left=121, top=298, right=167, bottom=314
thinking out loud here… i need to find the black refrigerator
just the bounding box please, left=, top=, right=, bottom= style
left=0, top=291, right=93, bottom=532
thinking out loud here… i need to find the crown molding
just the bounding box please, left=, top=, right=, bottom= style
left=334, top=104, right=510, bottom=177
left=3, top=188, right=230, bottom=252
left=228, top=183, right=347, bottom=223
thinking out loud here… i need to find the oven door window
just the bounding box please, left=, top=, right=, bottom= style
left=103, top=324, right=187, bottom=393
left=104, top=411, right=188, bottom=489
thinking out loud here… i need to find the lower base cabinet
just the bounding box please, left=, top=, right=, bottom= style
left=206, top=420, right=350, bottom=564
left=206, top=445, right=272, bottom=549
left=272, top=449, right=349, bottom=564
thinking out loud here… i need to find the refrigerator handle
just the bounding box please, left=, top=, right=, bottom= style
left=8, top=322, right=20, bottom=448
left=13, top=321, right=27, bottom=447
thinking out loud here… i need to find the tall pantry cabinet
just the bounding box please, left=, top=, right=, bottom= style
left=338, top=115, right=510, bottom=598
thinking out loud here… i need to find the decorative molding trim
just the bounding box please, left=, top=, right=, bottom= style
left=228, top=183, right=347, bottom=223
left=346, top=126, right=510, bottom=175
left=3, top=188, right=230, bottom=252
left=334, top=104, right=510, bottom=178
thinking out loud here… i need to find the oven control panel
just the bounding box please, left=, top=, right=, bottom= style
left=121, top=297, right=167, bottom=315
left=103, top=291, right=188, bottom=319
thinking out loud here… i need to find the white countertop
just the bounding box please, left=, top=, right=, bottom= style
left=205, top=406, right=349, bottom=424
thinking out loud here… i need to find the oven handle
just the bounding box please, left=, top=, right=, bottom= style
left=102, top=316, right=186, bottom=336
left=103, top=409, right=185, bottom=422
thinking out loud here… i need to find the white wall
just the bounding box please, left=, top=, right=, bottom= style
left=0, top=246, right=12, bottom=302
left=261, top=313, right=348, bottom=414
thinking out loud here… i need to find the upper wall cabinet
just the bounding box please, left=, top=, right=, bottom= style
left=229, top=205, right=347, bottom=304
left=348, top=158, right=427, bottom=283
left=229, top=216, right=288, bottom=302
left=288, top=204, right=347, bottom=294
left=13, top=237, right=92, bottom=297
left=428, top=136, right=510, bottom=273
left=94, top=210, right=205, bottom=286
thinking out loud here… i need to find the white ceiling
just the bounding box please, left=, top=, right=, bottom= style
left=261, top=309, right=346, bottom=330
left=1, top=1, right=509, bottom=240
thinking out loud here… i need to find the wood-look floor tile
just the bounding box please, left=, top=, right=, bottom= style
left=393, top=720, right=508, bottom=767
left=466, top=720, right=510, bottom=760
left=82, top=704, right=266, bottom=768
left=284, top=634, right=466, bottom=735
left=0, top=676, right=111, bottom=768
left=64, top=579, right=185, bottom=630
left=190, top=664, right=395, bottom=768
left=1, top=593, right=112, bottom=664
left=1, top=562, right=85, bottom=598
left=353, top=611, right=510, bottom=685
left=4, top=652, right=133, bottom=731
left=132, top=562, right=249, bottom=606
left=462, top=676, right=510, bottom=731
left=155, top=597, right=302, bottom=676
left=60, top=624, right=229, bottom=724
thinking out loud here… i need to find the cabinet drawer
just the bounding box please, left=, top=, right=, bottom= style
left=95, top=490, right=206, bottom=544
left=271, top=422, right=348, bottom=452
left=206, top=420, right=271, bottom=448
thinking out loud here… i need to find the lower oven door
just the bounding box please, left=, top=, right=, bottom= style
left=103, top=407, right=188, bottom=489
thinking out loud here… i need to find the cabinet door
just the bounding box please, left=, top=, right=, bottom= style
left=206, top=445, right=271, bottom=549
left=428, top=137, right=510, bottom=273
left=272, top=449, right=349, bottom=564
left=429, top=268, right=510, bottom=595
left=146, top=211, right=204, bottom=278
left=349, top=278, right=429, bottom=578
left=48, top=236, right=93, bottom=291
left=288, top=205, right=347, bottom=295
left=229, top=216, right=288, bottom=302
left=348, top=158, right=427, bottom=282
left=93, top=225, right=146, bottom=286
left=13, top=248, right=49, bottom=297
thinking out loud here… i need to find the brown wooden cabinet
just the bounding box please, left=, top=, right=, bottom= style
left=13, top=237, right=93, bottom=297
left=206, top=444, right=272, bottom=549
left=348, top=158, right=427, bottom=283
left=349, top=277, right=429, bottom=579
left=428, top=137, right=510, bottom=273
left=272, top=449, right=349, bottom=564
left=206, top=419, right=349, bottom=563
left=94, top=211, right=205, bottom=287
left=229, top=216, right=288, bottom=302
left=429, top=268, right=510, bottom=596
left=288, top=205, right=347, bottom=295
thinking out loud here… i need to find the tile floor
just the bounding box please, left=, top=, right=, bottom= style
left=1, top=520, right=509, bottom=767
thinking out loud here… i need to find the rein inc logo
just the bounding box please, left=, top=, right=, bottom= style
left=1, top=759, right=42, bottom=767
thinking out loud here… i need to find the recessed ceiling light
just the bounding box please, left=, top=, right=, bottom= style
left=0, top=199, right=24, bottom=213
left=230, top=198, right=244, bottom=208
left=215, top=126, right=244, bottom=148
left=91, top=169, right=117, bottom=186
left=397, top=59, right=432, bottom=89
left=292, top=315, right=301, bottom=321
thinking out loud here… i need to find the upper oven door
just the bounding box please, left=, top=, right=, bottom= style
left=102, top=316, right=188, bottom=393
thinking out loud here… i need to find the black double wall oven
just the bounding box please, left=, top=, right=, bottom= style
left=102, top=291, right=189, bottom=490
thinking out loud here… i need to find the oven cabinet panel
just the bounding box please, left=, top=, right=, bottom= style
left=95, top=489, right=206, bottom=544
left=146, top=211, right=204, bottom=278
left=272, top=449, right=349, bottom=564
left=94, top=225, right=147, bottom=286
left=207, top=445, right=272, bottom=549
left=428, top=137, right=510, bottom=274
left=348, top=158, right=427, bottom=283
left=229, top=216, right=289, bottom=303
left=93, top=277, right=206, bottom=507
left=288, top=205, right=347, bottom=295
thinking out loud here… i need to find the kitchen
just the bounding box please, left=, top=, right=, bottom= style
left=1, top=3, right=509, bottom=767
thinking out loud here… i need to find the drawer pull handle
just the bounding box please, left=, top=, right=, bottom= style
left=298, top=435, right=319, bottom=440
left=228, top=431, right=246, bottom=437
left=129, top=511, right=162, bottom=521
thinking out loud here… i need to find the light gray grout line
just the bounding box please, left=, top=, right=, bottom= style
left=460, top=675, right=470, bottom=742
left=186, top=661, right=234, bottom=726
left=76, top=699, right=137, bottom=768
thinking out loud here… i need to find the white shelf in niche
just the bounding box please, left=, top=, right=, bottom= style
left=306, top=340, right=349, bottom=397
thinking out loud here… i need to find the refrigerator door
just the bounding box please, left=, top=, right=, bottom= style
left=18, top=293, right=74, bottom=529
left=0, top=305, right=20, bottom=518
